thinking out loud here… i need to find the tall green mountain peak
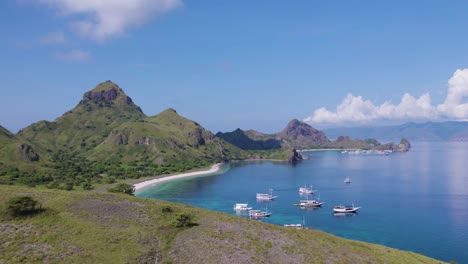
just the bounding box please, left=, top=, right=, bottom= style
left=77, top=80, right=143, bottom=113
left=18, top=81, right=146, bottom=154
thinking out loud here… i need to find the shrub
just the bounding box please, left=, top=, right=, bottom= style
left=161, top=205, right=172, bottom=213
left=82, top=181, right=94, bottom=190
left=172, top=212, right=196, bottom=228
left=107, top=183, right=135, bottom=196
left=6, top=196, right=41, bottom=217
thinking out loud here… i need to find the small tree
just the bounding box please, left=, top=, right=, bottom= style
left=161, top=205, right=173, bottom=213
left=6, top=196, right=41, bottom=217
left=82, top=181, right=94, bottom=190
left=173, top=212, right=196, bottom=228
left=108, top=183, right=135, bottom=196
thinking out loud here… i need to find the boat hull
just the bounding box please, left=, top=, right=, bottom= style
left=332, top=206, right=360, bottom=213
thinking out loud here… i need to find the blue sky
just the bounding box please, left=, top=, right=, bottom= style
left=2, top=1, right=468, bottom=134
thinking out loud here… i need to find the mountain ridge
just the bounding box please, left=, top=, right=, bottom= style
left=216, top=119, right=330, bottom=150
left=323, top=121, right=468, bottom=141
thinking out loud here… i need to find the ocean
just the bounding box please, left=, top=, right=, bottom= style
left=136, top=141, right=468, bottom=263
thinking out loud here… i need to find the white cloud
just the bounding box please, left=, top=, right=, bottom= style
left=437, top=69, right=468, bottom=119
left=38, top=0, right=182, bottom=42
left=40, top=31, right=66, bottom=44
left=304, top=69, right=468, bottom=125
left=53, top=49, right=91, bottom=62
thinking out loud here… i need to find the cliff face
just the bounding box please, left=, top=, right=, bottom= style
left=287, top=148, right=303, bottom=164
left=18, top=143, right=39, bottom=162
left=377, top=138, right=411, bottom=152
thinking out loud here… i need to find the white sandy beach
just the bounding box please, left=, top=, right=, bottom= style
left=134, top=163, right=223, bottom=192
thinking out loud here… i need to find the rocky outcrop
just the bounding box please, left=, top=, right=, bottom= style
left=186, top=127, right=206, bottom=147
left=109, top=130, right=128, bottom=145
left=377, top=138, right=411, bottom=152
left=18, top=143, right=39, bottom=162
left=135, top=137, right=157, bottom=145
left=399, top=138, right=411, bottom=151
left=78, top=81, right=143, bottom=113
left=287, top=149, right=303, bottom=164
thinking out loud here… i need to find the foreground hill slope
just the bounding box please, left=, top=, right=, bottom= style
left=0, top=185, right=444, bottom=264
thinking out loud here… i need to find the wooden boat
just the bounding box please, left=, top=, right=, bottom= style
left=333, top=204, right=360, bottom=213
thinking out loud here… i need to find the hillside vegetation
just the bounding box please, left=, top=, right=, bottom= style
left=0, top=81, right=316, bottom=189
left=0, top=185, right=445, bottom=264
left=0, top=81, right=249, bottom=189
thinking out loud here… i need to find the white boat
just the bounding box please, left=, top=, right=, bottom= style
left=284, top=223, right=305, bottom=229
left=233, top=203, right=252, bottom=211
left=298, top=185, right=315, bottom=194
left=284, top=216, right=307, bottom=229
left=256, top=189, right=277, bottom=200
left=298, top=199, right=324, bottom=207
left=332, top=204, right=360, bottom=213
left=344, top=177, right=351, bottom=183
left=249, top=209, right=271, bottom=218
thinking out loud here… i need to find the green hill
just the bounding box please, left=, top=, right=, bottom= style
left=90, top=108, right=245, bottom=167
left=1, top=81, right=246, bottom=188
left=0, top=125, right=42, bottom=168
left=0, top=185, right=445, bottom=264
left=18, top=81, right=146, bottom=156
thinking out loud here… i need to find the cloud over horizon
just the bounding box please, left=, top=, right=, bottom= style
left=304, top=69, right=468, bottom=125
left=38, top=0, right=183, bottom=42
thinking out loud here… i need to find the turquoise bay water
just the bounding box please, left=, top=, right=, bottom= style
left=136, top=142, right=468, bottom=263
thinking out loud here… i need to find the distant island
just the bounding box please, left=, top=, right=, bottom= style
left=323, top=121, right=468, bottom=141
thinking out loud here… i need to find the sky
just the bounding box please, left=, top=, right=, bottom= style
left=2, top=1, right=468, bottom=134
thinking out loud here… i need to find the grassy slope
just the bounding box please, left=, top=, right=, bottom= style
left=0, top=186, right=445, bottom=264
left=0, top=126, right=46, bottom=169
left=91, top=108, right=245, bottom=163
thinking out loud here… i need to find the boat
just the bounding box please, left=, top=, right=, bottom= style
left=256, top=189, right=277, bottom=200
left=295, top=196, right=324, bottom=207
left=298, top=199, right=324, bottom=207
left=298, top=185, right=315, bottom=194
left=249, top=209, right=271, bottom=218
left=284, top=216, right=308, bottom=229
left=344, top=177, right=351, bottom=183
left=233, top=203, right=252, bottom=211
left=332, top=212, right=357, bottom=218
left=332, top=204, right=360, bottom=213
left=283, top=223, right=305, bottom=229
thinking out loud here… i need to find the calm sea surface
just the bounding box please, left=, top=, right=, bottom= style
left=136, top=141, right=468, bottom=263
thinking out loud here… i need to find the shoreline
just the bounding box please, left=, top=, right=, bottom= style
left=134, top=163, right=223, bottom=192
